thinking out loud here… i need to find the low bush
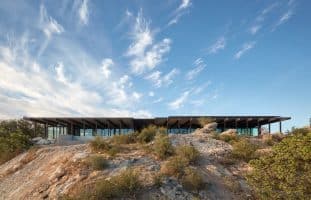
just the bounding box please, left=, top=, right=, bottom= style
left=219, top=134, right=239, bottom=143
left=290, top=127, right=310, bottom=136
left=153, top=133, right=174, bottom=160
left=107, top=146, right=120, bottom=158
left=223, top=176, right=241, bottom=193
left=85, top=155, right=109, bottom=170
left=137, top=126, right=167, bottom=143
left=137, top=125, right=157, bottom=143
left=0, top=131, right=33, bottom=164
left=181, top=167, right=205, bottom=191
left=175, top=145, right=200, bottom=164
left=96, top=168, right=141, bottom=198
left=161, top=156, right=188, bottom=178
left=231, top=139, right=258, bottom=162
left=111, top=133, right=137, bottom=144
left=247, top=133, right=311, bottom=200
left=153, top=173, right=164, bottom=188
left=89, top=136, right=110, bottom=152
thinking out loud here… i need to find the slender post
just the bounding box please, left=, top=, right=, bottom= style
left=45, top=123, right=47, bottom=138
left=34, top=122, right=37, bottom=137
left=268, top=123, right=271, bottom=134
left=223, top=119, right=226, bottom=131
left=279, top=121, right=282, bottom=133
left=95, top=121, right=98, bottom=136
left=189, top=118, right=192, bottom=133
left=53, top=127, right=55, bottom=139
left=83, top=123, right=85, bottom=136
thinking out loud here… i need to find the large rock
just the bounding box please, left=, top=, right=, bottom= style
left=219, top=129, right=237, bottom=136
left=201, top=122, right=218, bottom=134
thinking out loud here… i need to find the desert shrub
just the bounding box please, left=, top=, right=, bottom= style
left=161, top=156, right=188, bottom=178
left=290, top=127, right=310, bottom=136
left=181, top=167, right=205, bottom=191
left=153, top=133, right=174, bottom=160
left=223, top=176, right=241, bottom=193
left=86, top=155, right=109, bottom=170
left=89, top=136, right=110, bottom=152
left=96, top=168, right=141, bottom=198
left=271, top=133, right=285, bottom=142
left=111, top=133, right=137, bottom=144
left=153, top=173, right=164, bottom=188
left=198, top=117, right=215, bottom=128
left=175, top=145, right=200, bottom=164
left=136, top=126, right=167, bottom=144
left=247, top=134, right=311, bottom=200
left=0, top=131, right=32, bottom=164
left=137, top=125, right=160, bottom=143
left=231, top=139, right=258, bottom=162
left=218, top=134, right=239, bottom=143
left=107, top=146, right=120, bottom=158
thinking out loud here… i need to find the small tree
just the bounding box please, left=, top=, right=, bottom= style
left=247, top=133, right=311, bottom=199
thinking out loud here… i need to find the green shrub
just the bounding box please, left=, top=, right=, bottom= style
left=290, top=127, right=310, bottom=136
left=0, top=131, right=32, bottom=164
left=231, top=139, right=258, bottom=162
left=86, top=155, right=109, bottom=170
left=89, top=136, right=110, bottom=152
left=181, top=167, right=205, bottom=191
left=247, top=134, right=311, bottom=200
left=176, top=145, right=200, bottom=164
left=219, top=134, right=239, bottom=143
left=153, top=133, right=174, bottom=160
left=137, top=125, right=167, bottom=143
left=96, top=168, right=141, bottom=198
left=137, top=125, right=157, bottom=143
left=161, top=156, right=188, bottom=178
left=111, top=133, right=137, bottom=144
left=153, top=173, right=164, bottom=188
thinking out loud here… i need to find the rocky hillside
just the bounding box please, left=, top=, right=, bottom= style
left=0, top=127, right=253, bottom=200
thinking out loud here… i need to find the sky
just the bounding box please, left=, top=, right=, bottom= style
left=0, top=0, right=310, bottom=131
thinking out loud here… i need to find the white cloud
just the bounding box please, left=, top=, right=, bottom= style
left=168, top=90, right=190, bottom=110
left=148, top=91, right=155, bottom=97
left=78, top=0, right=89, bottom=25
left=0, top=34, right=150, bottom=118
left=234, top=42, right=256, bottom=59
left=55, top=62, right=68, bottom=84
left=168, top=0, right=192, bottom=26
left=39, top=4, right=64, bottom=38
left=153, top=97, right=163, bottom=103
left=178, top=0, right=191, bottom=11
left=132, top=91, right=142, bottom=100
left=249, top=25, right=261, bottom=35
left=185, top=58, right=206, bottom=80
left=276, top=10, right=293, bottom=27
left=145, top=68, right=179, bottom=87
left=207, top=37, right=226, bottom=54
left=126, top=11, right=171, bottom=74
left=101, top=58, right=113, bottom=79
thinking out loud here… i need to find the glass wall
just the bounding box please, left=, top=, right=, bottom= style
left=48, top=127, right=67, bottom=139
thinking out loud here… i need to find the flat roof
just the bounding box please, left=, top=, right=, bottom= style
left=23, top=115, right=291, bottom=129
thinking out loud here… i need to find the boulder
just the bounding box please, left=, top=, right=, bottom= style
left=220, top=129, right=237, bottom=136
left=200, top=122, right=218, bottom=134
left=31, top=137, right=43, bottom=143
left=35, top=138, right=51, bottom=145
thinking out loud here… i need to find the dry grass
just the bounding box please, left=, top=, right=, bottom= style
left=161, top=156, right=188, bottom=178
left=153, top=133, right=174, bottom=160
left=181, top=167, right=205, bottom=191
left=85, top=155, right=109, bottom=170
left=175, top=145, right=200, bottom=164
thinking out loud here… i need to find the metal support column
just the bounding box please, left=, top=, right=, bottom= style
left=279, top=121, right=282, bottom=133
left=83, top=123, right=85, bottom=136
left=189, top=118, right=192, bottom=133
left=45, top=123, right=48, bottom=138
left=268, top=123, right=271, bottom=134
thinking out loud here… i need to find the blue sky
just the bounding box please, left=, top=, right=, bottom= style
left=0, top=0, right=310, bottom=131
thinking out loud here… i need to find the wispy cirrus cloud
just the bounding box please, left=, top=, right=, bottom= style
left=168, top=90, right=190, bottom=110
left=185, top=58, right=206, bottom=80
left=168, top=0, right=192, bottom=26
left=145, top=68, right=179, bottom=88
left=39, top=4, right=64, bottom=38
left=207, top=37, right=226, bottom=54
left=274, top=10, right=294, bottom=29
left=234, top=41, right=256, bottom=59
left=78, top=0, right=90, bottom=25
left=126, top=10, right=171, bottom=74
